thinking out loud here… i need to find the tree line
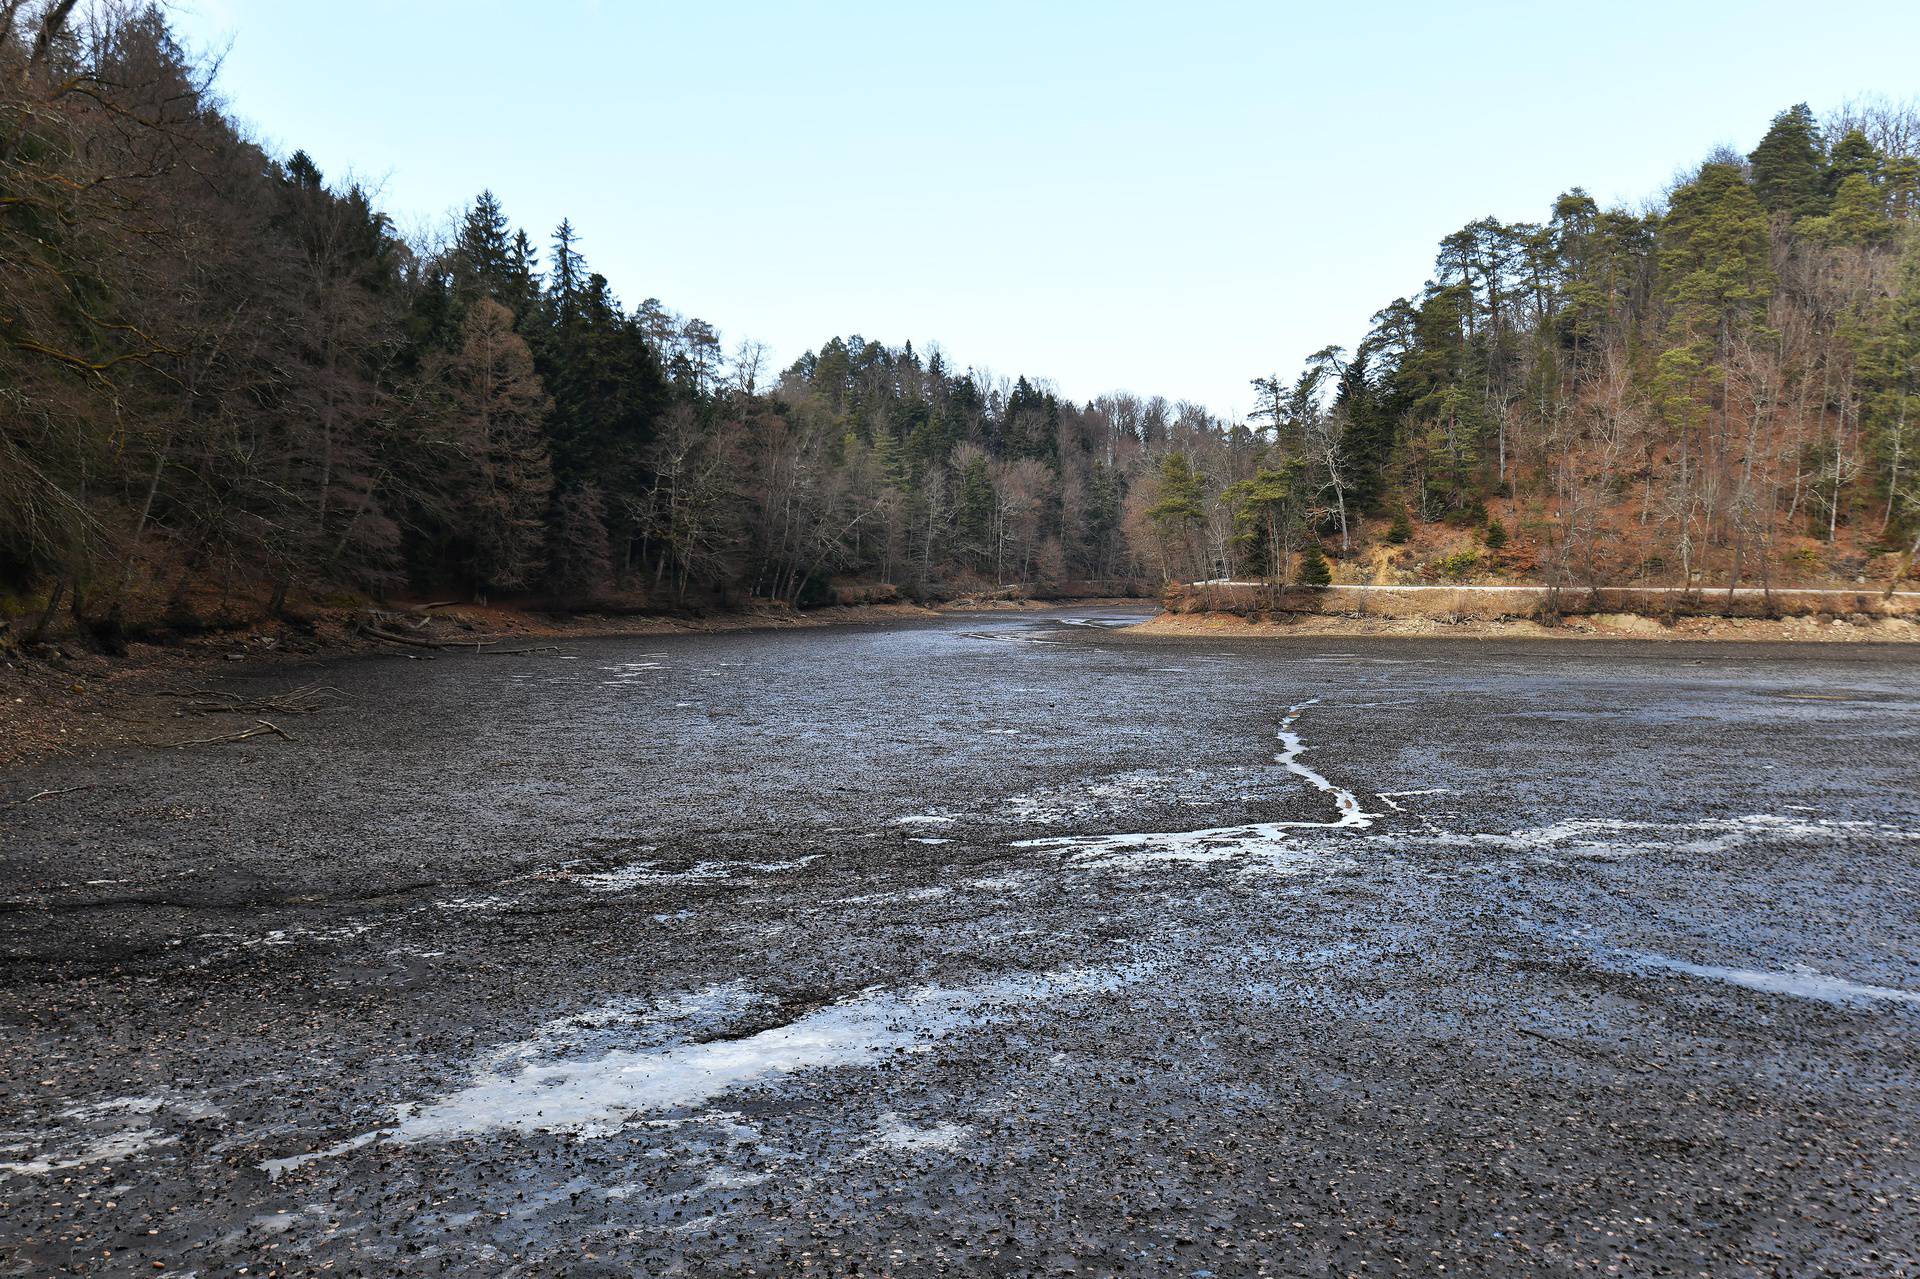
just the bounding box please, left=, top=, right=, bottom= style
left=1138, top=100, right=1920, bottom=594
left=5, top=3, right=1918, bottom=649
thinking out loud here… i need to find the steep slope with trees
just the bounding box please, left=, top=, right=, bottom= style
left=4, top=3, right=1918, bottom=652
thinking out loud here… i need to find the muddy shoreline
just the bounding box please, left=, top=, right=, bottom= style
left=1141, top=607, right=1920, bottom=643
left=0, top=597, right=1144, bottom=768
left=8, top=591, right=1920, bottom=771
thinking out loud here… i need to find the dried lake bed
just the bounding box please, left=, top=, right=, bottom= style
left=2, top=608, right=1918, bottom=1276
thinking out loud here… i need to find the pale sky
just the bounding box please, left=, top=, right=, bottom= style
left=169, top=0, right=1920, bottom=420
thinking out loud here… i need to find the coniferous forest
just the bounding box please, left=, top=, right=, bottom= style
left=5, top=4, right=1920, bottom=644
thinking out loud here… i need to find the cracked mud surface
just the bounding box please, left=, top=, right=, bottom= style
left=3, top=608, right=1918, bottom=1276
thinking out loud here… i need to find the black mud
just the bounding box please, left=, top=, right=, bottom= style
left=3, top=609, right=1918, bottom=1276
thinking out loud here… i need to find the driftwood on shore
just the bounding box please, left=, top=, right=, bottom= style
left=1, top=784, right=96, bottom=809
left=160, top=683, right=343, bottom=717
left=173, top=718, right=295, bottom=747
left=357, top=618, right=560, bottom=656
left=357, top=624, right=506, bottom=651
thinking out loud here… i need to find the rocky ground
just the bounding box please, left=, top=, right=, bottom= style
left=2, top=607, right=1917, bottom=1276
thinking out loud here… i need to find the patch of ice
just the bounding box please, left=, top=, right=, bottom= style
left=265, top=964, right=1148, bottom=1165
left=574, top=854, right=820, bottom=894
left=1003, top=766, right=1237, bottom=827
left=57, top=1096, right=163, bottom=1121
left=960, top=630, right=1062, bottom=646
left=868, top=1112, right=969, bottom=1153
left=0, top=1128, right=175, bottom=1175
left=245, top=921, right=380, bottom=947
left=966, top=872, right=1040, bottom=892
left=1016, top=700, right=1376, bottom=859
left=838, top=886, right=953, bottom=906
left=1627, top=951, right=1920, bottom=1007
left=1375, top=789, right=1451, bottom=812
left=1446, top=814, right=1918, bottom=864
left=1071, top=841, right=1343, bottom=878
left=433, top=896, right=511, bottom=913
left=261, top=1128, right=384, bottom=1179
left=0, top=1097, right=201, bottom=1177
left=891, top=815, right=955, bottom=826
left=600, top=661, right=666, bottom=676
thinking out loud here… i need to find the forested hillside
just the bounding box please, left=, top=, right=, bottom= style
left=4, top=3, right=1918, bottom=647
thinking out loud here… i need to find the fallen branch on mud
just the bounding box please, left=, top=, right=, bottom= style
left=358, top=623, right=452, bottom=650
left=355, top=618, right=518, bottom=649
left=1, top=784, right=97, bottom=809
left=173, top=718, right=294, bottom=747
left=160, top=682, right=343, bottom=717
left=475, top=645, right=558, bottom=656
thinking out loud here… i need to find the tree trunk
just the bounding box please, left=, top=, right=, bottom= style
left=26, top=577, right=67, bottom=644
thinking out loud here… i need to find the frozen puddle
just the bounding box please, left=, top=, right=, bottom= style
left=264, top=963, right=1148, bottom=1170
left=1070, top=841, right=1345, bottom=877
left=1628, top=952, right=1920, bottom=1007
left=960, top=630, right=1062, bottom=646
left=598, top=659, right=668, bottom=685
left=868, top=1112, right=970, bottom=1154
left=837, top=885, right=952, bottom=906
left=1, top=1127, right=176, bottom=1176
left=1, top=1095, right=216, bottom=1177
left=1016, top=700, right=1375, bottom=860
left=1441, top=814, right=1920, bottom=865
left=574, top=854, right=821, bottom=893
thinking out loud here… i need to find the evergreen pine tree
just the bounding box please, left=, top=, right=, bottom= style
left=1298, top=542, right=1332, bottom=586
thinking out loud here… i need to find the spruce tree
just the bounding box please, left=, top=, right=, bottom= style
left=1298, top=542, right=1332, bottom=586
left=1823, top=128, right=1884, bottom=199
left=452, top=191, right=514, bottom=307
left=1655, top=160, right=1773, bottom=427
left=1147, top=453, right=1207, bottom=580
left=1748, top=104, right=1826, bottom=218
